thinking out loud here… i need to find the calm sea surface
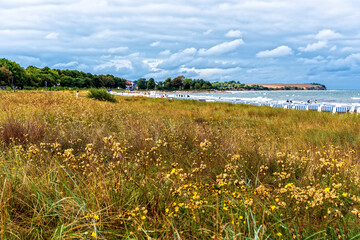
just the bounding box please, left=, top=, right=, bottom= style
left=182, top=90, right=360, bottom=106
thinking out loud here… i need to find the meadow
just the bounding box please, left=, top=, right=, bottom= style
left=0, top=91, right=359, bottom=239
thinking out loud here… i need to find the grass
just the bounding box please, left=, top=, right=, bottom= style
left=0, top=90, right=359, bottom=239
left=87, top=88, right=117, bottom=102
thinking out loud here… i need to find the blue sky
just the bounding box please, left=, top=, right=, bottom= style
left=1, top=0, right=360, bottom=89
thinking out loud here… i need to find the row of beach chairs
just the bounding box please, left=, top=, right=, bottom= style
left=245, top=102, right=358, bottom=114
left=111, top=92, right=359, bottom=114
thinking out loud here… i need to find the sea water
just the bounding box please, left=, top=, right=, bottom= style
left=181, top=90, right=360, bottom=106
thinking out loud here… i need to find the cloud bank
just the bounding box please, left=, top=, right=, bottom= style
left=1, top=0, right=360, bottom=89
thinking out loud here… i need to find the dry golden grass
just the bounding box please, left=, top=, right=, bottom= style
left=0, top=91, right=359, bottom=239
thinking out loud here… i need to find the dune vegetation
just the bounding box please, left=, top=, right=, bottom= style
left=0, top=91, right=359, bottom=239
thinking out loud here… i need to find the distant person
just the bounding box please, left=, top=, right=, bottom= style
left=315, top=100, right=318, bottom=103
left=76, top=91, right=79, bottom=97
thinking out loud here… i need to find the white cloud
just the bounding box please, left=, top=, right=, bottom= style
left=341, top=47, right=354, bottom=52
left=94, top=59, right=133, bottom=71
left=179, top=66, right=241, bottom=80
left=45, top=32, right=59, bottom=40
left=298, top=56, right=326, bottom=64
left=156, top=47, right=197, bottom=70
left=198, top=39, right=244, bottom=56
left=299, top=41, right=327, bottom=52
left=225, top=30, right=242, bottom=38
left=142, top=59, right=163, bottom=72
left=256, top=46, right=293, bottom=58
left=18, top=56, right=41, bottom=63
left=204, top=29, right=212, bottom=35
left=53, top=61, right=78, bottom=68
left=108, top=47, right=128, bottom=54
left=150, top=41, right=161, bottom=47
left=315, top=29, right=342, bottom=41
left=327, top=53, right=360, bottom=71
left=160, top=49, right=171, bottom=56
left=168, top=48, right=197, bottom=60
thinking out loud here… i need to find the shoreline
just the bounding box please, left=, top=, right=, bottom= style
left=112, top=90, right=360, bottom=114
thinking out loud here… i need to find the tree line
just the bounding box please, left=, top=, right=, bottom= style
left=0, top=58, right=127, bottom=89
left=0, top=58, right=215, bottom=90
left=136, top=76, right=213, bottom=90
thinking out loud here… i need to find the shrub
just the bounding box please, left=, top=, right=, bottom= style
left=87, top=88, right=117, bottom=102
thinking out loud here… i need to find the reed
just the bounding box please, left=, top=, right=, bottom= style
left=0, top=91, right=359, bottom=239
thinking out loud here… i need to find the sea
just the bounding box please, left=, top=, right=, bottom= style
left=178, top=90, right=360, bottom=106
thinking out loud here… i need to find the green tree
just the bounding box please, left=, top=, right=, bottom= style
left=172, top=75, right=184, bottom=89
left=60, top=76, right=73, bottom=87
left=137, top=78, right=147, bottom=90
left=147, top=78, right=156, bottom=90
left=164, top=77, right=172, bottom=90
left=201, top=82, right=211, bottom=89
left=155, top=81, right=163, bottom=90
left=194, top=82, right=201, bottom=89
left=0, top=58, right=27, bottom=87
left=183, top=78, right=193, bottom=90
left=26, top=66, right=41, bottom=87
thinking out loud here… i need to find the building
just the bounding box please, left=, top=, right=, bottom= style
left=125, top=81, right=135, bottom=90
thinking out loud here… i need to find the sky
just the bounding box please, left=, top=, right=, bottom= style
left=1, top=0, right=360, bottom=89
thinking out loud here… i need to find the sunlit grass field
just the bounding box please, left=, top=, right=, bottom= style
left=0, top=91, right=359, bottom=239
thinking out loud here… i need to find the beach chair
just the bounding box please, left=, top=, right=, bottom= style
left=263, top=103, right=272, bottom=107
left=320, top=105, right=334, bottom=112
left=272, top=103, right=283, bottom=108
left=333, top=106, right=350, bottom=114
left=308, top=105, right=320, bottom=111
left=294, top=105, right=308, bottom=111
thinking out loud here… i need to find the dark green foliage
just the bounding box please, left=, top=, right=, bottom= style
left=1, top=58, right=127, bottom=89
left=137, top=78, right=147, bottom=90
left=183, top=78, right=192, bottom=90
left=147, top=78, right=156, bottom=89
left=164, top=77, right=172, bottom=90
left=0, top=58, right=27, bottom=87
left=87, top=88, right=117, bottom=102
left=172, top=75, right=184, bottom=89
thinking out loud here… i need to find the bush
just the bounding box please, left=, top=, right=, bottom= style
left=87, top=88, right=117, bottom=102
